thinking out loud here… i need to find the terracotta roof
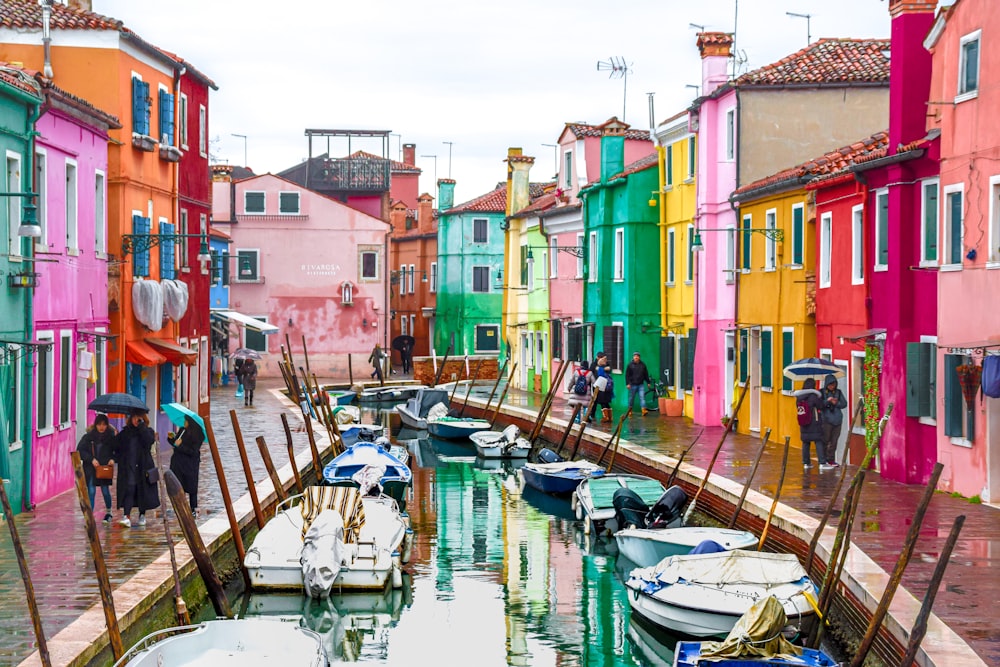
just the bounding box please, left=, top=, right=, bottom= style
left=564, top=122, right=651, bottom=142
left=610, top=153, right=659, bottom=180
left=38, top=77, right=120, bottom=128
left=735, top=38, right=891, bottom=86
left=733, top=131, right=889, bottom=198
left=0, top=63, right=42, bottom=99
left=346, top=150, right=421, bottom=174
left=446, top=182, right=549, bottom=215
left=512, top=191, right=559, bottom=217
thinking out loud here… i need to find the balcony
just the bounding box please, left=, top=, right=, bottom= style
left=308, top=157, right=390, bottom=193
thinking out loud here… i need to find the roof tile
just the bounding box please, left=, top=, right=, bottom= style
left=736, top=38, right=891, bottom=86
left=446, top=182, right=549, bottom=215
left=564, top=122, right=651, bottom=142
left=0, top=0, right=122, bottom=30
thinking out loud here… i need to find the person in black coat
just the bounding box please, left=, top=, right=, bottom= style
left=76, top=414, right=117, bottom=523
left=625, top=352, right=651, bottom=416
left=168, top=416, right=205, bottom=516
left=238, top=358, right=258, bottom=406
left=113, top=410, right=160, bottom=527
left=795, top=378, right=825, bottom=468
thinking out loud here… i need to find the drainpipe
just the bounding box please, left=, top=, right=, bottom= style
left=21, top=97, right=42, bottom=512
left=40, top=0, right=54, bottom=79
left=657, top=144, right=667, bottom=331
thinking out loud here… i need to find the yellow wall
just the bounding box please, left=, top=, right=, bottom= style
left=735, top=188, right=817, bottom=441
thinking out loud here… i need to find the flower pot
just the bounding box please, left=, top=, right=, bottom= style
left=662, top=398, right=684, bottom=417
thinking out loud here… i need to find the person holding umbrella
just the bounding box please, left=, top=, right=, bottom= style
left=238, top=357, right=258, bottom=407
left=112, top=409, right=160, bottom=527
left=167, top=414, right=205, bottom=517
left=819, top=374, right=847, bottom=470
left=76, top=414, right=117, bottom=523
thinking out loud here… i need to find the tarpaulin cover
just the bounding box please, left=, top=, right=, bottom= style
left=697, top=595, right=802, bottom=660
left=641, top=550, right=808, bottom=588
left=131, top=278, right=163, bottom=331
left=299, top=486, right=365, bottom=543
left=162, top=279, right=189, bottom=322
left=300, top=509, right=344, bottom=598
left=426, top=402, right=450, bottom=421
left=413, top=388, right=450, bottom=417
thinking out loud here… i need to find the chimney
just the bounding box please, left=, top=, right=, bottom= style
left=389, top=201, right=408, bottom=233
left=697, top=32, right=733, bottom=97
left=211, top=166, right=233, bottom=223
left=887, top=0, right=937, bottom=151
left=438, top=179, right=456, bottom=212
left=67, top=0, right=93, bottom=10
left=402, top=143, right=416, bottom=167
left=211, top=164, right=233, bottom=183
left=417, top=193, right=434, bottom=233
left=505, top=148, right=535, bottom=216
left=597, top=117, right=628, bottom=182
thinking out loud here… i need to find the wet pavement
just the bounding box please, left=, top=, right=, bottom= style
left=0, top=376, right=996, bottom=665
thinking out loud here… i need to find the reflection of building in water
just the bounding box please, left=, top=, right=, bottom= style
left=579, top=550, right=635, bottom=665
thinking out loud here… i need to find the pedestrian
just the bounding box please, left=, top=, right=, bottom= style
left=794, top=378, right=824, bottom=469
left=566, top=360, right=592, bottom=421
left=819, top=374, right=847, bottom=470
left=168, top=415, right=205, bottom=517
left=594, top=357, right=615, bottom=424
left=113, top=409, right=160, bottom=527
left=369, top=344, right=384, bottom=382
left=625, top=352, right=651, bottom=416
left=591, top=350, right=607, bottom=375
left=233, top=356, right=245, bottom=398
left=238, top=358, right=258, bottom=406
left=401, top=341, right=413, bottom=375
left=76, top=413, right=117, bottom=523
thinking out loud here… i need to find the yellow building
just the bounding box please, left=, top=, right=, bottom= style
left=656, top=112, right=697, bottom=417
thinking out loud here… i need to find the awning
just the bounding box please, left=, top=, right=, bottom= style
left=126, top=340, right=167, bottom=366
left=212, top=310, right=279, bottom=334
left=939, top=340, right=1000, bottom=351
left=145, top=338, right=197, bottom=366
left=843, top=328, right=887, bottom=342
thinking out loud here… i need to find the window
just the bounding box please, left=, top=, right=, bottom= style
left=158, top=86, right=175, bottom=145
left=36, top=332, right=54, bottom=434
left=686, top=137, right=696, bottom=178
left=279, top=191, right=300, bottom=214
left=852, top=204, right=864, bottom=284
left=851, top=352, right=865, bottom=434
left=34, top=149, right=46, bottom=250
left=400, top=314, right=408, bottom=336
left=661, top=335, right=676, bottom=389
left=472, top=218, right=488, bottom=244
left=95, top=330, right=106, bottom=395
left=739, top=329, right=748, bottom=384
left=921, top=179, right=939, bottom=265
left=666, top=145, right=673, bottom=186
left=564, top=150, right=573, bottom=189
left=94, top=170, right=106, bottom=255
left=198, top=104, right=207, bottom=157
left=679, top=329, right=697, bottom=391
left=160, top=221, right=176, bottom=280
left=538, top=333, right=547, bottom=371
left=132, top=214, right=151, bottom=277
left=527, top=250, right=535, bottom=287
left=990, top=177, right=1000, bottom=265
left=178, top=93, right=188, bottom=148
left=550, top=236, right=558, bottom=278
left=59, top=332, right=72, bottom=427
left=397, top=265, right=405, bottom=294
left=944, top=353, right=973, bottom=442
left=567, top=325, right=583, bottom=362
left=551, top=321, right=563, bottom=360
left=725, top=108, right=735, bottom=161
left=199, top=214, right=207, bottom=271
left=131, top=75, right=150, bottom=136
left=944, top=185, right=964, bottom=267
left=603, top=324, right=624, bottom=371
left=765, top=209, right=777, bottom=271
left=430, top=262, right=438, bottom=292
left=245, top=318, right=269, bottom=353
left=407, top=264, right=415, bottom=294
left=781, top=329, right=794, bottom=393
left=235, top=249, right=259, bottom=282
left=741, top=214, right=752, bottom=271
left=760, top=328, right=773, bottom=390
left=475, top=324, right=500, bottom=352
left=576, top=233, right=585, bottom=278
left=875, top=189, right=889, bottom=271
left=791, top=203, right=804, bottom=266
left=472, top=266, right=490, bottom=293
left=906, top=341, right=937, bottom=420
left=360, top=249, right=379, bottom=280
left=725, top=227, right=736, bottom=283
left=65, top=159, right=78, bottom=252
left=588, top=231, right=597, bottom=282
left=666, top=228, right=676, bottom=285
left=179, top=208, right=189, bottom=268
left=244, top=191, right=265, bottom=214
left=7, top=347, right=22, bottom=450
left=613, top=228, right=624, bottom=281
left=958, top=31, right=981, bottom=98
left=6, top=151, right=22, bottom=257
left=686, top=224, right=695, bottom=283
left=819, top=212, right=832, bottom=288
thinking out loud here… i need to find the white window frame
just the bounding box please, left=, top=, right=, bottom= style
left=790, top=202, right=805, bottom=269
left=819, top=211, right=832, bottom=288
left=725, top=226, right=736, bottom=284
left=956, top=29, right=981, bottom=102
left=407, top=263, right=415, bottom=294
left=526, top=251, right=535, bottom=288
left=199, top=214, right=208, bottom=275
left=686, top=136, right=696, bottom=180
left=613, top=227, right=624, bottom=281
left=764, top=208, right=777, bottom=271
left=989, top=175, right=1000, bottom=267
left=550, top=236, right=558, bottom=279
left=576, top=232, right=585, bottom=278
left=686, top=223, right=695, bottom=284
left=819, top=348, right=833, bottom=362
left=400, top=314, right=408, bottom=336
left=179, top=208, right=190, bottom=269
left=34, top=147, right=47, bottom=252
left=58, top=330, right=73, bottom=429
left=7, top=150, right=22, bottom=258
left=471, top=265, right=491, bottom=293
left=724, top=108, right=735, bottom=161
left=178, top=93, right=189, bottom=150
left=564, top=150, right=573, bottom=189
left=475, top=324, right=501, bottom=354
left=472, top=217, right=489, bottom=244
left=741, top=213, right=752, bottom=274
left=243, top=191, right=266, bottom=214
left=198, top=104, right=207, bottom=158
left=409, top=314, right=416, bottom=338
left=588, top=231, right=597, bottom=283
left=538, top=332, right=548, bottom=372
left=398, top=265, right=405, bottom=294
left=96, top=327, right=107, bottom=396
left=920, top=178, right=940, bottom=267
left=942, top=183, right=965, bottom=270
left=874, top=188, right=889, bottom=273
left=65, top=158, right=79, bottom=254
left=359, top=249, right=380, bottom=281
left=666, top=227, right=676, bottom=286
left=36, top=330, right=55, bottom=436
left=851, top=351, right=866, bottom=435
left=278, top=191, right=301, bottom=215
left=781, top=326, right=796, bottom=396
left=430, top=261, right=438, bottom=292
left=918, top=334, right=939, bottom=427
left=234, top=248, right=261, bottom=283
left=851, top=204, right=865, bottom=285
left=94, top=169, right=107, bottom=257
left=526, top=331, right=536, bottom=368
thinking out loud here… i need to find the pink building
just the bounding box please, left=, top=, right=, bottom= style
left=213, top=172, right=390, bottom=377
left=31, top=80, right=118, bottom=504
left=926, top=0, right=1000, bottom=501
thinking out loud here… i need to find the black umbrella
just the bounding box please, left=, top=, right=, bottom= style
left=88, top=392, right=148, bottom=415
left=391, top=335, right=415, bottom=352
left=230, top=347, right=263, bottom=360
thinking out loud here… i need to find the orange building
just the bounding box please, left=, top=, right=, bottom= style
left=389, top=192, right=438, bottom=360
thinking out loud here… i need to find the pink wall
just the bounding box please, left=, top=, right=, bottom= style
left=548, top=227, right=584, bottom=323
left=32, top=107, right=111, bottom=505
left=228, top=175, right=390, bottom=378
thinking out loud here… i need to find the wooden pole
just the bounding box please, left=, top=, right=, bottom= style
left=314, top=371, right=343, bottom=450
left=848, top=462, right=944, bottom=667
left=347, top=353, right=354, bottom=386
left=482, top=358, right=509, bottom=415
left=152, top=443, right=190, bottom=626
left=899, top=514, right=966, bottom=667
left=449, top=356, right=468, bottom=405
left=727, top=428, right=770, bottom=529
left=529, top=360, right=570, bottom=443
left=303, top=412, right=323, bottom=476
left=229, top=409, right=265, bottom=529
left=284, top=333, right=296, bottom=368
left=554, top=404, right=583, bottom=457
left=164, top=470, right=233, bottom=618
left=433, top=343, right=453, bottom=387
left=0, top=473, right=52, bottom=666
left=666, top=429, right=704, bottom=488
left=281, top=413, right=304, bottom=494
left=458, top=359, right=485, bottom=417
left=255, top=436, right=287, bottom=502
left=597, top=412, right=629, bottom=468
left=757, top=435, right=790, bottom=551
left=569, top=392, right=601, bottom=460
left=683, top=381, right=751, bottom=523
left=301, top=334, right=312, bottom=381
left=204, top=418, right=250, bottom=588
left=489, top=363, right=517, bottom=427
left=605, top=413, right=629, bottom=472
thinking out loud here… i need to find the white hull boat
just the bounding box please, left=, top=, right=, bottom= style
left=393, top=387, right=450, bottom=430
left=615, top=527, right=759, bottom=567
left=469, top=425, right=532, bottom=459
left=624, top=550, right=817, bottom=638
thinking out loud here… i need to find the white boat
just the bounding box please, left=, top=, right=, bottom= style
left=426, top=416, right=492, bottom=440
left=245, top=486, right=408, bottom=594
left=114, top=618, right=329, bottom=666
left=624, top=550, right=818, bottom=638
left=615, top=526, right=759, bottom=567
left=393, top=387, right=450, bottom=430
left=573, top=474, right=666, bottom=535
left=469, top=424, right=532, bottom=459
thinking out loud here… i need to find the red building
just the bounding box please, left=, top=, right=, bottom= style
left=389, top=190, right=439, bottom=359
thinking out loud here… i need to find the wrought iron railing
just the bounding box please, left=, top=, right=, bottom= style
left=308, top=157, right=390, bottom=192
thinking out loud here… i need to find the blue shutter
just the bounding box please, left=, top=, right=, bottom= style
left=792, top=206, right=804, bottom=265
left=160, top=222, right=175, bottom=280
left=133, top=215, right=151, bottom=277
left=158, top=90, right=175, bottom=145
left=132, top=78, right=150, bottom=136
left=160, top=365, right=174, bottom=404
left=760, top=330, right=773, bottom=389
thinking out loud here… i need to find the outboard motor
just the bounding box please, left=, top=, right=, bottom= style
left=536, top=448, right=564, bottom=464
left=357, top=427, right=377, bottom=443
left=373, top=435, right=392, bottom=452
left=613, top=488, right=652, bottom=530
left=647, top=485, right=687, bottom=529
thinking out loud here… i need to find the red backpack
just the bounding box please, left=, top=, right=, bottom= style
left=796, top=396, right=815, bottom=426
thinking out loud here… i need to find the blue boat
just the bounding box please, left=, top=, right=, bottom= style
left=322, top=440, right=412, bottom=511
left=520, top=459, right=606, bottom=495
left=426, top=416, right=491, bottom=440
left=673, top=643, right=839, bottom=667
left=338, top=423, right=386, bottom=447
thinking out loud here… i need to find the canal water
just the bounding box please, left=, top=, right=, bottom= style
left=236, top=409, right=681, bottom=666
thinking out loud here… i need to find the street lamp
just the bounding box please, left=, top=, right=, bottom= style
left=231, top=133, right=247, bottom=167
left=690, top=227, right=784, bottom=252
left=0, top=191, right=42, bottom=237
left=442, top=141, right=454, bottom=178
left=121, top=230, right=213, bottom=262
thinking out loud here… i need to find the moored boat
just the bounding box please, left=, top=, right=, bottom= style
left=469, top=424, right=532, bottom=459
left=615, top=526, right=759, bottom=567
left=357, top=383, right=422, bottom=404
left=573, top=474, right=667, bottom=535
left=394, top=387, right=450, bottom=430
left=322, top=439, right=411, bottom=510
left=426, top=415, right=491, bottom=440
left=520, top=458, right=606, bottom=495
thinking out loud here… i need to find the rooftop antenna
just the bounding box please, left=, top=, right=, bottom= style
left=688, top=23, right=706, bottom=32
left=685, top=84, right=701, bottom=98
left=786, top=11, right=812, bottom=46
left=596, top=56, right=632, bottom=122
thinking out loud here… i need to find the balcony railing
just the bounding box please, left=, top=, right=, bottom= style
left=308, top=157, right=390, bottom=193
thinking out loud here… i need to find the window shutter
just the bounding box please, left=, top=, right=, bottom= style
left=949, top=193, right=963, bottom=264
left=160, top=364, right=174, bottom=404
left=660, top=336, right=675, bottom=387
left=878, top=194, right=889, bottom=265
left=131, top=78, right=146, bottom=136
left=742, top=217, right=752, bottom=269
left=567, top=327, right=582, bottom=362
left=792, top=206, right=804, bottom=265
left=666, top=146, right=673, bottom=186
left=943, top=354, right=964, bottom=437
left=551, top=322, right=563, bottom=360
left=678, top=337, right=689, bottom=390
left=683, top=328, right=697, bottom=391
left=603, top=325, right=622, bottom=371
left=158, top=90, right=175, bottom=145
left=906, top=342, right=933, bottom=417
left=160, top=222, right=175, bottom=280
left=739, top=330, right=748, bottom=383
left=782, top=330, right=794, bottom=392
left=924, top=183, right=938, bottom=261
left=132, top=214, right=151, bottom=277
left=760, top=330, right=773, bottom=389
left=520, top=245, right=528, bottom=286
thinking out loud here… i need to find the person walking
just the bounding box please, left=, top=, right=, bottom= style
left=625, top=352, right=651, bottom=416
left=594, top=358, right=615, bottom=424
left=168, top=415, right=205, bottom=517
left=566, top=360, right=593, bottom=422
left=401, top=340, right=413, bottom=375
left=369, top=344, right=385, bottom=383
left=113, top=410, right=160, bottom=527
left=794, top=379, right=825, bottom=469
left=76, top=414, right=117, bottom=523
left=238, top=358, right=258, bottom=406
left=819, top=374, right=847, bottom=470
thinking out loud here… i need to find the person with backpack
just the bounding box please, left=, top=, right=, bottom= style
left=794, top=378, right=824, bottom=469
left=566, top=360, right=592, bottom=421
left=594, top=357, right=615, bottom=423
left=819, top=374, right=847, bottom=470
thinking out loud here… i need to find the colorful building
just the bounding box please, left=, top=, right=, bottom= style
left=31, top=75, right=118, bottom=506
left=388, top=191, right=437, bottom=359
left=925, top=0, right=1000, bottom=501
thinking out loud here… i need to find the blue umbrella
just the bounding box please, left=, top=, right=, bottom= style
left=88, top=392, right=148, bottom=415
left=161, top=402, right=206, bottom=434
left=782, top=357, right=845, bottom=382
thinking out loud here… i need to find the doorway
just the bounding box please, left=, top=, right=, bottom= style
left=749, top=329, right=761, bottom=431
left=76, top=343, right=88, bottom=441
left=724, top=332, right=735, bottom=418
left=833, top=359, right=850, bottom=465
left=987, top=391, right=1000, bottom=504
left=520, top=332, right=530, bottom=390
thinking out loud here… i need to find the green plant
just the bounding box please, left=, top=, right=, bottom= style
left=969, top=495, right=982, bottom=504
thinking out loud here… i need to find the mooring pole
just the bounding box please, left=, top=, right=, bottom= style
left=482, top=358, right=509, bottom=416
left=255, top=436, right=287, bottom=502
left=281, top=413, right=304, bottom=494
left=728, top=428, right=770, bottom=529
left=229, top=409, right=265, bottom=529
left=757, top=435, right=790, bottom=551
left=554, top=404, right=583, bottom=457
left=152, top=443, right=190, bottom=626
left=204, top=418, right=250, bottom=588
left=666, top=429, right=704, bottom=488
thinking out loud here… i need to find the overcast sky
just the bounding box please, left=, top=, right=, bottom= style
left=95, top=0, right=890, bottom=204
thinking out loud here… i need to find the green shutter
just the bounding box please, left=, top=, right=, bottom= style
left=739, top=330, right=748, bottom=382
left=949, top=192, right=963, bottom=265
left=923, top=183, right=938, bottom=262
left=666, top=146, right=673, bottom=186
left=878, top=193, right=889, bottom=266
left=760, top=330, right=773, bottom=389
left=782, top=330, right=794, bottom=392
left=660, top=336, right=675, bottom=387
left=683, top=329, right=697, bottom=391
left=678, top=337, right=689, bottom=390
left=520, top=245, right=528, bottom=286
left=792, top=206, right=804, bottom=265
left=667, top=231, right=675, bottom=283
left=742, top=216, right=752, bottom=269
left=906, top=342, right=933, bottom=417
left=943, top=354, right=964, bottom=437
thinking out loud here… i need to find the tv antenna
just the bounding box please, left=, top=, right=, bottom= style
left=597, top=56, right=632, bottom=122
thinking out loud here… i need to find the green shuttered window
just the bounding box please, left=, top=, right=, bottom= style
left=739, top=330, right=748, bottom=383
left=947, top=191, right=963, bottom=265
left=760, top=330, right=773, bottom=390
left=792, top=205, right=804, bottom=266
left=906, top=342, right=936, bottom=418
left=922, top=182, right=938, bottom=263
left=683, top=329, right=697, bottom=391
left=876, top=191, right=889, bottom=268
left=943, top=354, right=969, bottom=438
left=781, top=330, right=794, bottom=392
left=742, top=215, right=752, bottom=270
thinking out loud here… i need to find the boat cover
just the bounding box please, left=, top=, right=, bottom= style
left=589, top=476, right=665, bottom=510
left=301, top=509, right=345, bottom=598
left=426, top=402, right=450, bottom=420
left=131, top=278, right=163, bottom=331
left=524, top=460, right=603, bottom=475
left=352, top=463, right=387, bottom=496
left=638, top=551, right=808, bottom=592
left=697, top=595, right=802, bottom=660
left=300, top=486, right=365, bottom=543
left=413, top=389, right=450, bottom=416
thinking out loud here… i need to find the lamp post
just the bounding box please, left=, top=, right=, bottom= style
left=121, top=231, right=213, bottom=262
left=231, top=133, right=247, bottom=167
left=0, top=192, right=41, bottom=238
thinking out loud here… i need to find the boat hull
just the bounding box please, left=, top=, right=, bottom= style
left=521, top=467, right=597, bottom=494
left=615, top=527, right=759, bottom=567
left=673, top=642, right=838, bottom=666
left=427, top=419, right=491, bottom=440
left=339, top=424, right=386, bottom=447
left=394, top=404, right=427, bottom=430
left=470, top=432, right=532, bottom=459
left=574, top=475, right=666, bottom=535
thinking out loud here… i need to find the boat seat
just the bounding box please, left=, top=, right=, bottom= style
left=300, top=486, right=365, bottom=542
left=622, top=478, right=667, bottom=506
